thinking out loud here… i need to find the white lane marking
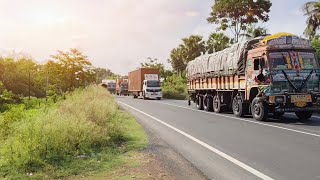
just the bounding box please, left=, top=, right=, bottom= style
left=117, top=100, right=274, bottom=180
left=154, top=101, right=320, bottom=138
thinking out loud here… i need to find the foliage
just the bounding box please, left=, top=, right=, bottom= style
left=240, top=25, right=268, bottom=38
left=94, top=68, right=117, bottom=84
left=206, top=32, right=231, bottom=53
left=162, top=74, right=188, bottom=100
left=169, top=35, right=206, bottom=72
left=207, top=0, right=272, bottom=42
left=140, top=57, right=173, bottom=79
left=303, top=1, right=320, bottom=38
left=0, top=86, right=147, bottom=179
left=312, top=35, right=320, bottom=60
left=50, top=48, right=95, bottom=91
left=0, top=49, right=115, bottom=100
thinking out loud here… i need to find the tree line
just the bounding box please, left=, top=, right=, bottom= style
left=0, top=49, right=117, bottom=106
left=167, top=0, right=320, bottom=73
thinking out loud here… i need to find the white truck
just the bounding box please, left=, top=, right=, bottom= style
left=128, top=68, right=162, bottom=100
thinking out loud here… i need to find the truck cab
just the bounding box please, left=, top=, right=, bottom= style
left=246, top=35, right=320, bottom=121
left=142, top=79, right=162, bottom=100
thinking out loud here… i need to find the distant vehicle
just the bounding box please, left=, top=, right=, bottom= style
left=187, top=33, right=320, bottom=122
left=116, top=78, right=129, bottom=96
left=101, top=79, right=116, bottom=94
left=128, top=68, right=162, bottom=100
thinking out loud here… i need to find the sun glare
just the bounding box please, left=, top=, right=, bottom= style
left=29, top=10, right=62, bottom=26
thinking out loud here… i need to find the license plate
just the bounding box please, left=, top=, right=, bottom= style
left=291, top=95, right=312, bottom=103
left=152, top=92, right=157, bottom=95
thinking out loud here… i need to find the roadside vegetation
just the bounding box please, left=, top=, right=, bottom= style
left=162, top=74, right=188, bottom=100
left=0, top=86, right=147, bottom=179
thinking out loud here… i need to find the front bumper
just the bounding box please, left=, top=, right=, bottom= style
left=145, top=92, right=162, bottom=98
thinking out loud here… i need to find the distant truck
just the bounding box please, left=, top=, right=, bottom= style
left=128, top=68, right=162, bottom=100
left=187, top=33, right=320, bottom=122
left=101, top=79, right=116, bottom=94
left=116, top=78, right=129, bottom=96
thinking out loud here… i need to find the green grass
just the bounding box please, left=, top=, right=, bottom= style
left=0, top=86, right=147, bottom=179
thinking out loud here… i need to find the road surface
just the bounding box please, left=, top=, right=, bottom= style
left=116, top=96, right=320, bottom=180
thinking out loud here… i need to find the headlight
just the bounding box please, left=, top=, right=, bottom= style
left=273, top=87, right=281, bottom=93
left=275, top=96, right=284, bottom=103
left=314, top=87, right=319, bottom=92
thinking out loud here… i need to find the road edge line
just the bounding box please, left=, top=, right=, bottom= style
left=117, top=100, right=274, bottom=180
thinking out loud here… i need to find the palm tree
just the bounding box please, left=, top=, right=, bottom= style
left=303, top=1, right=320, bottom=38
left=240, top=25, right=268, bottom=39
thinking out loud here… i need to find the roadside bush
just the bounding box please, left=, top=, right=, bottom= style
left=0, top=86, right=127, bottom=176
left=162, top=74, right=188, bottom=100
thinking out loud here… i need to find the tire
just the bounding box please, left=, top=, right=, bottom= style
left=133, top=94, right=138, bottom=99
left=157, top=97, right=161, bottom=100
left=273, top=112, right=285, bottom=119
left=232, top=96, right=247, bottom=117
left=251, top=97, right=269, bottom=121
left=295, top=111, right=312, bottom=122
left=196, top=96, right=204, bottom=110
left=213, top=95, right=222, bottom=113
left=143, top=92, right=146, bottom=100
left=203, top=95, right=213, bottom=112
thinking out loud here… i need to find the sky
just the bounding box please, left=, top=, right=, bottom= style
left=0, top=0, right=311, bottom=75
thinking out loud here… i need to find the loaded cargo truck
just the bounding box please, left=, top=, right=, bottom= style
left=128, top=68, right=162, bottom=100
left=116, top=78, right=129, bottom=96
left=187, top=33, right=320, bottom=122
left=101, top=79, right=116, bottom=94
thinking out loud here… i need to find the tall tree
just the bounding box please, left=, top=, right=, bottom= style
left=207, top=0, right=272, bottom=42
left=50, top=49, right=93, bottom=90
left=303, top=1, right=320, bottom=38
left=240, top=25, right=268, bottom=38
left=169, top=35, right=206, bottom=72
left=206, top=33, right=231, bottom=53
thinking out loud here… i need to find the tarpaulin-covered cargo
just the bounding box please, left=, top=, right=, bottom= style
left=186, top=37, right=264, bottom=79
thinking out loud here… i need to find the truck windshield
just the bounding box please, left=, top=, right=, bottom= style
left=269, top=51, right=319, bottom=70
left=147, top=81, right=161, bottom=87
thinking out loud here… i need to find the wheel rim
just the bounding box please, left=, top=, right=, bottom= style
left=234, top=100, right=239, bottom=112
left=253, top=103, right=261, bottom=116
left=214, top=97, right=219, bottom=109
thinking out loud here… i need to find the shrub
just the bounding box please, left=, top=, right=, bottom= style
left=0, top=86, right=127, bottom=175
left=162, top=74, right=188, bottom=100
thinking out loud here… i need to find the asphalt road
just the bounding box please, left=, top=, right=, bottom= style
left=116, top=96, right=320, bottom=180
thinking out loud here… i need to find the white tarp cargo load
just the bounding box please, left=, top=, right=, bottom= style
left=187, top=37, right=264, bottom=79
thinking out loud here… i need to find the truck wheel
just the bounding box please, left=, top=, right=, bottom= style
left=143, top=92, right=146, bottom=100
left=213, top=95, right=222, bottom=113
left=295, top=112, right=312, bottom=122
left=196, top=96, right=204, bottom=110
left=251, top=97, right=268, bottom=121
left=203, top=95, right=213, bottom=112
left=232, top=96, right=247, bottom=117
left=157, top=97, right=161, bottom=100
left=133, top=95, right=138, bottom=99
left=273, top=112, right=284, bottom=119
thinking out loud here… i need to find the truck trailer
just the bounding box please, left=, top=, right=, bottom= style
left=128, top=68, right=162, bottom=100
left=187, top=33, right=320, bottom=121
left=116, top=78, right=129, bottom=96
